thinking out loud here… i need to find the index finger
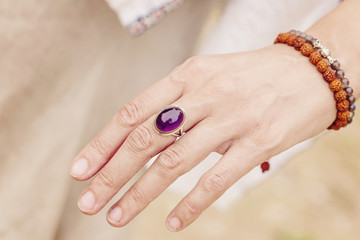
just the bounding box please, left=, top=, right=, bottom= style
left=69, top=74, right=184, bottom=180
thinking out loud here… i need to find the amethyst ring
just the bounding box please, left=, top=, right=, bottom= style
left=153, top=105, right=186, bottom=137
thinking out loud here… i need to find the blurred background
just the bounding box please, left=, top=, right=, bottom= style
left=1, top=0, right=359, bottom=239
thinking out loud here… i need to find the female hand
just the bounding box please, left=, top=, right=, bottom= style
left=69, top=44, right=336, bottom=231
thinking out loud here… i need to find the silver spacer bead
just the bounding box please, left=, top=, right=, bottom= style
left=320, top=47, right=331, bottom=57
left=327, top=56, right=337, bottom=65
left=312, top=39, right=322, bottom=48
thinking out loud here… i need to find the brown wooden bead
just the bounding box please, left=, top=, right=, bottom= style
left=330, top=79, right=342, bottom=92
left=337, top=100, right=350, bottom=111
left=337, top=111, right=350, bottom=121
left=300, top=43, right=314, bottom=56
left=323, top=69, right=336, bottom=83
left=334, top=90, right=347, bottom=102
left=316, top=60, right=329, bottom=73
left=286, top=34, right=297, bottom=46
left=309, top=51, right=322, bottom=65
left=278, top=33, right=291, bottom=43
left=293, top=37, right=306, bottom=50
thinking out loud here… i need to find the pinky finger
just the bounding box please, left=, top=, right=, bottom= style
left=165, top=142, right=267, bottom=232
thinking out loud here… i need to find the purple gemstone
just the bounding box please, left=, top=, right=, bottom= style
left=155, top=107, right=184, bottom=133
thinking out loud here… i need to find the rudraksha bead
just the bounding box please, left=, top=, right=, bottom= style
left=323, top=69, right=336, bottom=83
left=337, top=111, right=350, bottom=121
left=330, top=79, right=342, bottom=92
left=309, top=51, right=322, bottom=65
left=316, top=60, right=329, bottom=73
left=328, top=123, right=341, bottom=130
left=334, top=90, right=347, bottom=102
left=329, top=119, right=347, bottom=130
left=335, top=119, right=348, bottom=128
left=337, top=100, right=350, bottom=111
left=278, top=33, right=291, bottom=43
left=293, top=37, right=306, bottom=50
left=286, top=34, right=297, bottom=46
left=300, top=43, right=314, bottom=56
left=328, top=123, right=341, bottom=131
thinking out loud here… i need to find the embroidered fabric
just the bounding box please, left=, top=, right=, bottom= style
left=105, top=0, right=184, bottom=36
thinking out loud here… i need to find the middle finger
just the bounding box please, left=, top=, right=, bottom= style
left=77, top=101, right=208, bottom=214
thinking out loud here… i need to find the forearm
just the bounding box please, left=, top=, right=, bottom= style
left=307, top=0, right=360, bottom=99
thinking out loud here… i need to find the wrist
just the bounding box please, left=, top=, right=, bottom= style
left=266, top=43, right=337, bottom=132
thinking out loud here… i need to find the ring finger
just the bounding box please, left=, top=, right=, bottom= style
left=106, top=118, right=229, bottom=227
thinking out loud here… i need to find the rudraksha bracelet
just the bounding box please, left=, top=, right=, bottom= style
left=274, top=30, right=356, bottom=130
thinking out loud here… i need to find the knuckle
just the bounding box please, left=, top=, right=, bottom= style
left=185, top=55, right=208, bottom=70
left=176, top=56, right=210, bottom=80
left=246, top=122, right=282, bottom=158
left=167, top=71, right=186, bottom=85
left=127, top=124, right=154, bottom=153
left=90, top=136, right=111, bottom=157
left=156, top=145, right=185, bottom=174
left=169, top=55, right=214, bottom=87
left=95, top=168, right=118, bottom=189
left=202, top=172, right=228, bottom=193
left=183, top=199, right=202, bottom=216
left=116, top=102, right=143, bottom=127
left=128, top=184, right=146, bottom=203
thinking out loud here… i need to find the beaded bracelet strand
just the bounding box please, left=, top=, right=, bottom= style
left=261, top=30, right=356, bottom=174
left=274, top=30, right=356, bottom=130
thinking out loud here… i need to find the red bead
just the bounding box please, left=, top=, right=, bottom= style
left=261, top=161, right=270, bottom=173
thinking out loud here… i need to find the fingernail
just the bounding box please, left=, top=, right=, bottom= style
left=71, top=158, right=89, bottom=177
left=108, top=207, right=123, bottom=223
left=78, top=191, right=96, bottom=212
left=167, top=217, right=181, bottom=231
